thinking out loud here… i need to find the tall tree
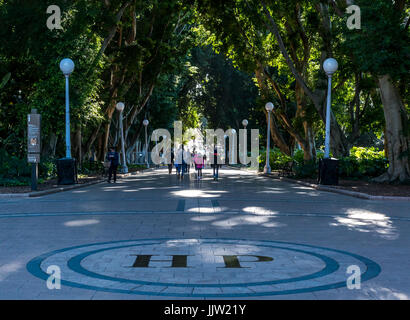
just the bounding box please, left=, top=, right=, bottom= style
left=340, top=0, right=410, bottom=182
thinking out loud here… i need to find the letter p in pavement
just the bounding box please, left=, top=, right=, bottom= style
left=218, top=255, right=274, bottom=268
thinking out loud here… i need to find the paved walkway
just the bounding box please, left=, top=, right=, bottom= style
left=0, top=167, right=409, bottom=299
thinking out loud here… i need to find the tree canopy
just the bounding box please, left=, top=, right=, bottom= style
left=0, top=0, right=408, bottom=182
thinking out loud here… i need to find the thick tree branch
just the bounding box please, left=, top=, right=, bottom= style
left=86, top=1, right=132, bottom=77
left=260, top=1, right=320, bottom=106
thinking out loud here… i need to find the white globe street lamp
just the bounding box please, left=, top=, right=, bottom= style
left=116, top=102, right=128, bottom=173
left=143, top=119, right=149, bottom=168
left=60, top=58, right=75, bottom=76
left=323, top=58, right=339, bottom=76
left=59, top=58, right=75, bottom=158
left=116, top=102, right=124, bottom=112
left=264, top=102, right=274, bottom=174
left=323, top=58, right=338, bottom=159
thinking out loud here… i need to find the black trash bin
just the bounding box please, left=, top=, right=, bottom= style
left=318, top=158, right=339, bottom=185
left=57, top=158, right=78, bottom=185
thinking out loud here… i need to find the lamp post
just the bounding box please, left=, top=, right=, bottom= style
left=318, top=58, right=340, bottom=186
left=116, top=102, right=128, bottom=173
left=242, top=119, right=248, bottom=165
left=323, top=58, right=338, bottom=159
left=224, top=134, right=228, bottom=164
left=264, top=102, right=274, bottom=174
left=230, top=128, right=236, bottom=164
left=143, top=119, right=149, bottom=168
left=59, top=58, right=75, bottom=159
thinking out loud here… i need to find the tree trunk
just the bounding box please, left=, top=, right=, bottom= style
left=374, top=75, right=410, bottom=183
left=42, top=133, right=58, bottom=158
left=261, top=1, right=349, bottom=157
left=383, top=126, right=389, bottom=161
left=265, top=109, right=291, bottom=156
left=97, top=134, right=104, bottom=161
left=303, top=122, right=316, bottom=161
left=72, top=125, right=82, bottom=165
left=295, top=83, right=315, bottom=161
left=255, top=66, right=291, bottom=155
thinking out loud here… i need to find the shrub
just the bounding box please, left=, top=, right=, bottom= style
left=258, top=148, right=292, bottom=171
left=79, top=160, right=104, bottom=175
left=0, top=150, right=59, bottom=186
left=293, top=160, right=317, bottom=178
left=6, top=156, right=31, bottom=178
left=258, top=146, right=388, bottom=180
left=0, top=149, right=31, bottom=186
left=339, top=147, right=387, bottom=179
left=39, top=159, right=57, bottom=179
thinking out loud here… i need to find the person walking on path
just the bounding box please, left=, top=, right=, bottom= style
left=106, top=147, right=120, bottom=183
left=212, top=147, right=221, bottom=180
left=168, top=148, right=175, bottom=174
left=175, top=145, right=185, bottom=178
left=190, top=149, right=195, bottom=173
left=194, top=152, right=204, bottom=180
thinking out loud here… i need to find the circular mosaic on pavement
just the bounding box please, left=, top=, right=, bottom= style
left=27, top=238, right=381, bottom=297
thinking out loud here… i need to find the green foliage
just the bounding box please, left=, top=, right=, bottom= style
left=38, top=158, right=57, bottom=179
left=291, top=149, right=318, bottom=178
left=0, top=149, right=30, bottom=178
left=340, top=0, right=410, bottom=80
left=0, top=0, right=407, bottom=184
left=258, top=147, right=292, bottom=171
left=78, top=160, right=103, bottom=175
left=0, top=149, right=57, bottom=186
left=0, top=73, right=10, bottom=90
left=175, top=46, right=259, bottom=132
left=338, top=147, right=388, bottom=179
left=0, top=0, right=105, bottom=158
left=0, top=148, right=30, bottom=186
left=127, top=164, right=147, bottom=171
left=293, top=160, right=317, bottom=179
left=257, top=146, right=388, bottom=180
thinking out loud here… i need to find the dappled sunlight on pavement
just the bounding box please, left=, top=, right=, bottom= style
left=0, top=167, right=409, bottom=299
left=330, top=208, right=398, bottom=240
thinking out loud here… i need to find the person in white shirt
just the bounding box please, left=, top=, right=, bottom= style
left=175, top=145, right=187, bottom=178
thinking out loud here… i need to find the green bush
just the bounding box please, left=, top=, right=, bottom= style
left=128, top=164, right=147, bottom=171
left=79, top=160, right=104, bottom=175
left=339, top=147, right=387, bottom=179
left=291, top=149, right=319, bottom=178
left=258, top=146, right=388, bottom=180
left=0, top=149, right=31, bottom=186
left=293, top=160, right=317, bottom=178
left=39, top=159, right=57, bottom=179
left=0, top=149, right=59, bottom=186
left=258, top=148, right=292, bottom=171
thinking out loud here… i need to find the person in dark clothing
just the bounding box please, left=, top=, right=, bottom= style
left=168, top=149, right=174, bottom=174
left=212, top=147, right=220, bottom=180
left=106, top=147, right=119, bottom=183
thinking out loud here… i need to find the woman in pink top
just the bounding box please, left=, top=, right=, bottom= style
left=194, top=152, right=204, bottom=180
